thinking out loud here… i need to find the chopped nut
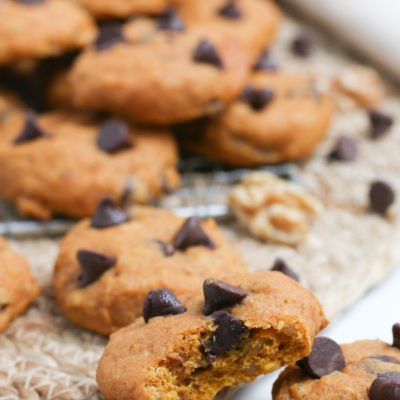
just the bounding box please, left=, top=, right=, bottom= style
left=229, top=171, right=322, bottom=245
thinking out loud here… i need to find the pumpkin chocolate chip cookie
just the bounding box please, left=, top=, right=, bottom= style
left=54, top=206, right=247, bottom=334
left=179, top=70, right=333, bottom=166
left=0, top=111, right=179, bottom=219
left=0, top=0, right=97, bottom=66
left=273, top=327, right=400, bottom=400
left=97, top=271, right=327, bottom=400
left=0, top=236, right=40, bottom=332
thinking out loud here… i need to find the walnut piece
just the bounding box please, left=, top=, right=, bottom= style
left=229, top=171, right=323, bottom=245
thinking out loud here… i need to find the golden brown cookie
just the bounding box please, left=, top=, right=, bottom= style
left=0, top=0, right=97, bottom=67
left=97, top=270, right=327, bottom=400
left=177, top=0, right=282, bottom=58
left=180, top=71, right=333, bottom=166
left=273, top=337, right=400, bottom=400
left=54, top=207, right=248, bottom=334
left=0, top=111, right=179, bottom=219
left=69, top=19, right=251, bottom=125
left=0, top=236, right=40, bottom=332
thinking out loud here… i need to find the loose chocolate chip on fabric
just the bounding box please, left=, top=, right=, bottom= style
left=157, top=6, right=185, bottom=31
left=369, top=110, right=394, bottom=139
left=291, top=31, right=315, bottom=57
left=253, top=49, right=277, bottom=71
left=95, top=22, right=127, bottom=52
left=329, top=135, right=357, bottom=162
left=154, top=240, right=175, bottom=257
left=14, top=112, right=46, bottom=144
left=91, top=196, right=129, bottom=229
left=393, top=323, right=400, bottom=349
left=206, top=310, right=247, bottom=361
left=76, top=249, right=116, bottom=288
left=271, top=258, right=299, bottom=282
left=242, top=86, right=275, bottom=111
left=218, top=0, right=241, bottom=19
left=370, top=355, right=400, bottom=365
left=203, top=278, right=247, bottom=315
left=173, top=217, right=215, bottom=250
left=97, top=119, right=133, bottom=153
left=193, top=40, right=224, bottom=69
left=369, top=371, right=400, bottom=400
left=369, top=181, right=395, bottom=215
left=142, top=288, right=185, bottom=323
left=297, top=337, right=345, bottom=378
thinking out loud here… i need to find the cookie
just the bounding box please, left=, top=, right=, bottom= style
left=69, top=19, right=251, bottom=125
left=54, top=206, right=248, bottom=334
left=0, top=111, right=179, bottom=219
left=179, top=71, right=333, bottom=166
left=0, top=236, right=40, bottom=332
left=273, top=336, right=400, bottom=400
left=97, top=271, right=327, bottom=400
left=0, top=0, right=97, bottom=66
left=177, top=0, right=282, bottom=57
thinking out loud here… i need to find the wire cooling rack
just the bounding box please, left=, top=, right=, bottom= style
left=0, top=157, right=298, bottom=238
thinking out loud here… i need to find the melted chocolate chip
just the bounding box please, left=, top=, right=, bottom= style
left=173, top=217, right=215, bottom=250
left=142, top=288, right=185, bottom=323
left=369, top=181, right=395, bottom=215
left=297, top=337, right=345, bottom=378
left=242, top=86, right=274, bottom=111
left=218, top=0, right=241, bottom=19
left=205, top=310, right=247, bottom=361
left=97, top=119, right=133, bottom=153
left=393, top=323, right=400, bottom=349
left=370, top=355, right=400, bottom=365
left=253, top=49, right=277, bottom=71
left=291, top=31, right=315, bottom=57
left=369, top=371, right=400, bottom=400
left=271, top=258, right=299, bottom=282
left=329, top=136, right=357, bottom=162
left=369, top=111, right=394, bottom=139
left=91, top=196, right=129, bottom=229
left=193, top=40, right=224, bottom=69
left=14, top=112, right=46, bottom=144
left=95, top=22, right=127, bottom=52
left=77, top=249, right=116, bottom=288
left=157, top=6, right=185, bottom=31
left=154, top=240, right=175, bottom=257
left=203, top=278, right=247, bottom=315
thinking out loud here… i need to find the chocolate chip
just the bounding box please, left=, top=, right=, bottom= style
left=142, top=288, right=185, bottom=323
left=14, top=112, right=46, bottom=144
left=0, top=304, right=8, bottom=312
left=393, top=323, right=400, bottom=349
left=95, top=22, right=127, bottom=52
left=242, top=86, right=275, bottom=111
left=154, top=240, right=175, bottom=257
left=369, top=111, right=394, bottom=139
left=253, top=49, right=277, bottom=71
left=297, top=337, right=345, bottom=378
left=370, top=355, right=400, bottom=365
left=271, top=258, right=299, bottom=282
left=97, top=119, right=133, bottom=153
left=218, top=0, right=241, bottom=19
left=193, top=40, right=224, bottom=69
left=91, top=196, right=129, bottom=229
left=329, top=136, right=357, bottom=162
left=76, top=249, right=116, bottom=288
left=203, top=278, right=247, bottom=315
left=291, top=31, right=315, bottom=57
left=369, top=181, right=395, bottom=215
left=369, top=371, right=400, bottom=400
left=173, top=217, right=215, bottom=250
left=205, top=310, right=247, bottom=361
left=157, top=6, right=185, bottom=31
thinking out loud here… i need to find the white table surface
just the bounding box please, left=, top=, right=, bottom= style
left=233, top=264, right=400, bottom=400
